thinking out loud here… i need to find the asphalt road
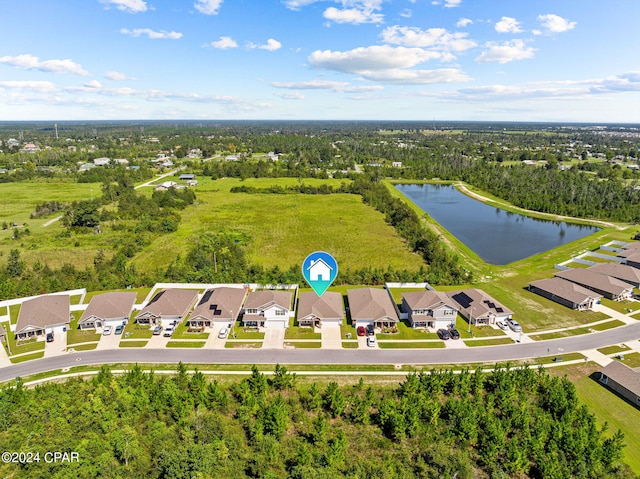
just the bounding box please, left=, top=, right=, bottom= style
left=2, top=322, right=640, bottom=383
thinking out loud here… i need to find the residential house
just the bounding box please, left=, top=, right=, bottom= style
left=528, top=277, right=601, bottom=311
left=179, top=174, right=196, bottom=180
left=187, top=287, right=248, bottom=329
left=78, top=292, right=137, bottom=330
left=15, top=295, right=71, bottom=340
left=113, top=158, right=129, bottom=165
left=297, top=291, right=343, bottom=328
left=598, top=361, right=640, bottom=407
left=242, top=290, right=293, bottom=329
left=136, top=289, right=199, bottom=326
left=588, top=263, right=640, bottom=288
left=554, top=269, right=633, bottom=301
left=347, top=288, right=398, bottom=330
left=93, top=157, right=110, bottom=166
left=402, top=290, right=458, bottom=329
left=446, top=289, right=512, bottom=326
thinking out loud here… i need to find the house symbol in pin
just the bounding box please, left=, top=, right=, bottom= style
left=306, top=258, right=333, bottom=281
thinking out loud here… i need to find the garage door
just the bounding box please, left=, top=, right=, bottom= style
left=265, top=319, right=287, bottom=329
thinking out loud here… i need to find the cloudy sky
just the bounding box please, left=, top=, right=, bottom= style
left=1, top=0, right=639, bottom=122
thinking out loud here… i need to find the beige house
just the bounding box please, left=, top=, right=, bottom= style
left=589, top=262, right=640, bottom=288
left=402, top=290, right=458, bottom=329
left=187, top=287, right=248, bottom=328
left=136, top=289, right=199, bottom=326
left=529, top=277, right=600, bottom=311
left=347, top=288, right=398, bottom=330
left=297, top=291, right=343, bottom=328
left=555, top=268, right=633, bottom=301
left=599, top=361, right=640, bottom=407
left=15, top=295, right=71, bottom=340
left=446, top=289, right=512, bottom=326
left=78, top=292, right=137, bottom=330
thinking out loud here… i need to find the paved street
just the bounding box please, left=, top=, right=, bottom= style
left=2, top=321, right=640, bottom=383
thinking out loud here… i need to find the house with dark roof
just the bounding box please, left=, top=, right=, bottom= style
left=187, top=287, right=247, bottom=329
left=242, top=290, right=293, bottom=329
left=446, top=289, right=512, bottom=326
left=136, top=289, right=199, bottom=326
left=401, top=290, right=458, bottom=329
left=297, top=291, right=343, bottom=328
left=588, top=263, right=640, bottom=288
left=78, top=292, right=137, bottom=330
left=598, top=361, right=640, bottom=407
left=529, top=277, right=601, bottom=310
left=554, top=268, right=633, bottom=301
left=15, top=295, right=71, bottom=340
left=347, top=288, right=398, bottom=330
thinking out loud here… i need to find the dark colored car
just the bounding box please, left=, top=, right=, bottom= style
left=449, top=328, right=460, bottom=340
left=114, top=324, right=124, bottom=335
left=366, top=324, right=375, bottom=336
left=437, top=329, right=450, bottom=340
left=357, top=326, right=366, bottom=336
left=46, top=332, right=54, bottom=343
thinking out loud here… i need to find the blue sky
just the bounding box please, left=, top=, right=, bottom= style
left=1, top=0, right=639, bottom=122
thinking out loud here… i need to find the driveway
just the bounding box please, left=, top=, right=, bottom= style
left=263, top=327, right=285, bottom=349
left=44, top=332, right=67, bottom=358
left=205, top=323, right=231, bottom=349
left=96, top=330, right=121, bottom=351
left=321, top=323, right=342, bottom=349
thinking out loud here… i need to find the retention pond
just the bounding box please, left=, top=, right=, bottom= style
left=395, top=183, right=599, bottom=265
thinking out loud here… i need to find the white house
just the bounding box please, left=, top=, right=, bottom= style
left=242, top=290, right=293, bottom=329
left=93, top=157, right=110, bottom=166
left=307, top=259, right=333, bottom=282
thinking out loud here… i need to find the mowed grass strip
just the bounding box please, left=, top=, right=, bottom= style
left=166, top=341, right=206, bottom=348
left=378, top=341, right=445, bottom=349
left=119, top=340, right=149, bottom=348
left=10, top=351, right=45, bottom=363
left=132, top=177, right=423, bottom=273
left=464, top=338, right=514, bottom=347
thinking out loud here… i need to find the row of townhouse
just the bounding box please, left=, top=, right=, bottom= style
left=10, top=284, right=513, bottom=341
left=528, top=242, right=640, bottom=311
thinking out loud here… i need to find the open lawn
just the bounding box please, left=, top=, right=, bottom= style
left=561, top=365, right=640, bottom=475
left=84, top=288, right=151, bottom=304
left=378, top=341, right=444, bottom=349
left=285, top=328, right=321, bottom=340
left=614, top=352, right=640, bottom=368
left=530, top=320, right=624, bottom=340
left=464, top=337, right=514, bottom=347
left=132, top=177, right=423, bottom=274
left=166, top=341, right=206, bottom=348
left=600, top=298, right=640, bottom=314
left=10, top=351, right=44, bottom=363
left=377, top=321, right=438, bottom=340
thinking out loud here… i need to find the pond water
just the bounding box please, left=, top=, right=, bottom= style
left=395, top=184, right=599, bottom=265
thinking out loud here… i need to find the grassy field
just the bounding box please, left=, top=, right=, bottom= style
left=555, top=363, right=640, bottom=475
left=132, top=177, right=423, bottom=273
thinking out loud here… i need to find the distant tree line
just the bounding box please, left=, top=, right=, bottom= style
left=0, top=364, right=631, bottom=478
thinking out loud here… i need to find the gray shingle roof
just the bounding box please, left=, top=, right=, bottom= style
left=446, top=289, right=512, bottom=318
left=600, top=361, right=640, bottom=396
left=16, top=295, right=70, bottom=332
left=244, top=290, right=292, bottom=311
left=297, top=291, right=343, bottom=321
left=140, top=289, right=199, bottom=317
left=555, top=268, right=632, bottom=296
left=529, top=277, right=601, bottom=304
left=347, top=288, right=398, bottom=322
left=190, top=287, right=247, bottom=321
left=588, top=262, right=640, bottom=286
left=402, top=290, right=457, bottom=312
left=79, top=292, right=137, bottom=323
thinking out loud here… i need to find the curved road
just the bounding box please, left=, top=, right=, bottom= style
left=2, top=322, right=640, bottom=382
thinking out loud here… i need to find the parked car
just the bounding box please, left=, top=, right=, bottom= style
left=114, top=324, right=124, bottom=335
left=103, top=326, right=112, bottom=336
left=449, top=328, right=460, bottom=340
left=437, top=329, right=450, bottom=340
left=218, top=327, right=229, bottom=339
left=507, top=318, right=522, bottom=332
left=163, top=326, right=174, bottom=337
left=496, top=320, right=508, bottom=330
left=357, top=326, right=366, bottom=336
left=153, top=325, right=163, bottom=335
left=46, top=332, right=54, bottom=343
left=366, top=336, right=377, bottom=347
left=366, top=324, right=375, bottom=336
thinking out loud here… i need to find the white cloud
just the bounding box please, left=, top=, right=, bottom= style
left=0, top=54, right=89, bottom=76
left=276, top=92, right=305, bottom=100
left=283, top=0, right=320, bottom=11
left=456, top=17, right=473, bottom=28
left=105, top=71, right=136, bottom=81
left=308, top=45, right=470, bottom=84
left=444, top=0, right=461, bottom=8
left=84, top=80, right=103, bottom=89
left=272, top=80, right=383, bottom=93
left=206, top=36, right=238, bottom=49
left=381, top=26, right=476, bottom=52
left=400, top=9, right=412, bottom=18
left=99, top=0, right=148, bottom=13
left=323, top=6, right=383, bottom=24
left=537, top=14, right=576, bottom=33
left=194, top=0, right=223, bottom=15
left=120, top=28, right=183, bottom=39
left=0, top=80, right=57, bottom=93
left=495, top=16, right=522, bottom=34
left=247, top=39, right=282, bottom=51
left=475, top=40, right=535, bottom=64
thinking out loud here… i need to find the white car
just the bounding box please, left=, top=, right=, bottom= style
left=218, top=327, right=229, bottom=339
left=163, top=326, right=174, bottom=337
left=366, top=336, right=377, bottom=347
left=507, top=319, right=522, bottom=333
left=102, top=326, right=112, bottom=336
left=496, top=321, right=508, bottom=330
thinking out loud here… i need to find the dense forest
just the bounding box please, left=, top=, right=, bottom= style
left=0, top=364, right=632, bottom=479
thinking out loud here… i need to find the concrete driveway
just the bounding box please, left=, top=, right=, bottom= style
left=205, top=323, right=231, bottom=349
left=44, top=332, right=67, bottom=357
left=321, top=323, right=342, bottom=349
left=96, top=330, right=121, bottom=351
left=263, top=327, right=285, bottom=349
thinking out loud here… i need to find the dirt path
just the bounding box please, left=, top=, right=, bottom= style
left=42, top=215, right=63, bottom=227
left=455, top=183, right=622, bottom=230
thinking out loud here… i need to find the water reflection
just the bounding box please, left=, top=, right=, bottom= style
left=396, top=184, right=599, bottom=265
